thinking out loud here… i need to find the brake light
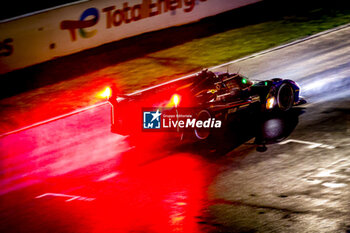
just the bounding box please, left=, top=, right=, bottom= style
left=166, top=94, right=181, bottom=107
left=98, top=87, right=112, bottom=99
left=172, top=94, right=180, bottom=107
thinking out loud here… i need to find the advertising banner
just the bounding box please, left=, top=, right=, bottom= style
left=0, top=0, right=261, bottom=74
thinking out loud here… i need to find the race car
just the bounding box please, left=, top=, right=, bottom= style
left=107, top=69, right=304, bottom=140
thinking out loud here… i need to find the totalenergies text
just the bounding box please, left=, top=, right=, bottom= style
left=61, top=0, right=207, bottom=41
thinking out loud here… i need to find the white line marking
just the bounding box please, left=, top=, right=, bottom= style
left=2, top=23, right=350, bottom=137
left=279, top=139, right=335, bottom=149
left=36, top=193, right=95, bottom=202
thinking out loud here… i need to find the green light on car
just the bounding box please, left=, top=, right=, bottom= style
left=242, top=78, right=247, bottom=84
left=265, top=81, right=268, bottom=86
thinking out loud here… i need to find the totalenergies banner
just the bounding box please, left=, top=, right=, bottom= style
left=0, top=0, right=261, bottom=74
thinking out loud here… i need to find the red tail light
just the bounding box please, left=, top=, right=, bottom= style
left=172, top=94, right=180, bottom=107
left=98, top=87, right=112, bottom=99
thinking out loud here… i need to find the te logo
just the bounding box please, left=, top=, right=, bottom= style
left=0, top=38, right=13, bottom=56
left=60, top=8, right=99, bottom=41
left=143, top=110, right=162, bottom=129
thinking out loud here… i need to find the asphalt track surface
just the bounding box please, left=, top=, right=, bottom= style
left=1, top=26, right=350, bottom=232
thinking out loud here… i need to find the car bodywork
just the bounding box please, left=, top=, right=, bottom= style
left=108, top=69, right=304, bottom=140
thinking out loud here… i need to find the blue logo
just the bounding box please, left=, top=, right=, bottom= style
left=143, top=110, right=162, bottom=129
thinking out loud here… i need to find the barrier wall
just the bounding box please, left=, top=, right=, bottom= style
left=0, top=0, right=261, bottom=74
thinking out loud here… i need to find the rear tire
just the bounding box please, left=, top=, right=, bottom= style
left=276, top=83, right=294, bottom=111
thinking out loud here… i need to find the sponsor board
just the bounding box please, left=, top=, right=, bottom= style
left=0, top=0, right=261, bottom=74
left=60, top=0, right=207, bottom=41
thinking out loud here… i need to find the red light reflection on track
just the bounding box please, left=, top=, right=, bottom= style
left=0, top=100, right=217, bottom=232
left=0, top=103, right=128, bottom=195
left=35, top=153, right=214, bottom=233
left=87, top=153, right=210, bottom=233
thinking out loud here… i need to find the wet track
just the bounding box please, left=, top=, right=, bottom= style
left=1, top=26, right=350, bottom=232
